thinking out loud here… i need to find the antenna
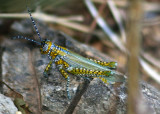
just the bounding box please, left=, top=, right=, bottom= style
left=12, top=36, right=41, bottom=45
left=27, top=7, right=42, bottom=41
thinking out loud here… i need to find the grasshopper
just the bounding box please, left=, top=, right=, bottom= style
left=13, top=7, right=125, bottom=99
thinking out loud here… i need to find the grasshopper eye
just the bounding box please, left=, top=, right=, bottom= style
left=43, top=44, right=48, bottom=51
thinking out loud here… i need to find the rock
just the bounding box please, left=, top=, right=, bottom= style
left=0, top=93, right=18, bottom=114
left=1, top=20, right=160, bottom=113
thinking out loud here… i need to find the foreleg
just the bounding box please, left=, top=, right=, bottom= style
left=43, top=60, right=53, bottom=78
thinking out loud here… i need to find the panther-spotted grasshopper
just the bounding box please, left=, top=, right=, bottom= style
left=13, top=7, right=125, bottom=99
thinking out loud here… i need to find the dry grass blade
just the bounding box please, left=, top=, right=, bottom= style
left=107, top=0, right=126, bottom=42
left=84, top=0, right=126, bottom=52
left=141, top=51, right=160, bottom=69
left=143, top=2, right=160, bottom=12
left=0, top=12, right=90, bottom=33
left=92, top=0, right=126, bottom=3
left=139, top=58, right=160, bottom=84
left=143, top=16, right=160, bottom=26
left=93, top=0, right=160, bottom=12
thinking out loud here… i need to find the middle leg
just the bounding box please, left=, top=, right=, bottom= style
left=55, top=59, right=71, bottom=99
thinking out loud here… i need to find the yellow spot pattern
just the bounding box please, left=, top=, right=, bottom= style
left=44, top=61, right=53, bottom=73
left=68, top=68, right=111, bottom=76
left=55, top=59, right=69, bottom=68
left=60, top=69, right=68, bottom=78
left=50, top=51, right=58, bottom=59
left=89, top=58, right=117, bottom=68
left=98, top=77, right=108, bottom=84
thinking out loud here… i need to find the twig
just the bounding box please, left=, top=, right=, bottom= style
left=28, top=50, right=42, bottom=114
left=127, top=0, right=145, bottom=113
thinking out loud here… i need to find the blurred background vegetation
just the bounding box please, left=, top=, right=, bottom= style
left=0, top=0, right=160, bottom=113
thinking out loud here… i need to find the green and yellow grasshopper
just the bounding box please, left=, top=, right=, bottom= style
left=13, top=7, right=125, bottom=99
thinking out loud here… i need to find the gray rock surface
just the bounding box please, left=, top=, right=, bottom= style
left=0, top=21, right=160, bottom=113
left=0, top=93, right=18, bottom=114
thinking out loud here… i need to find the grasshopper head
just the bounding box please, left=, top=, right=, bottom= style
left=40, top=39, right=52, bottom=54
